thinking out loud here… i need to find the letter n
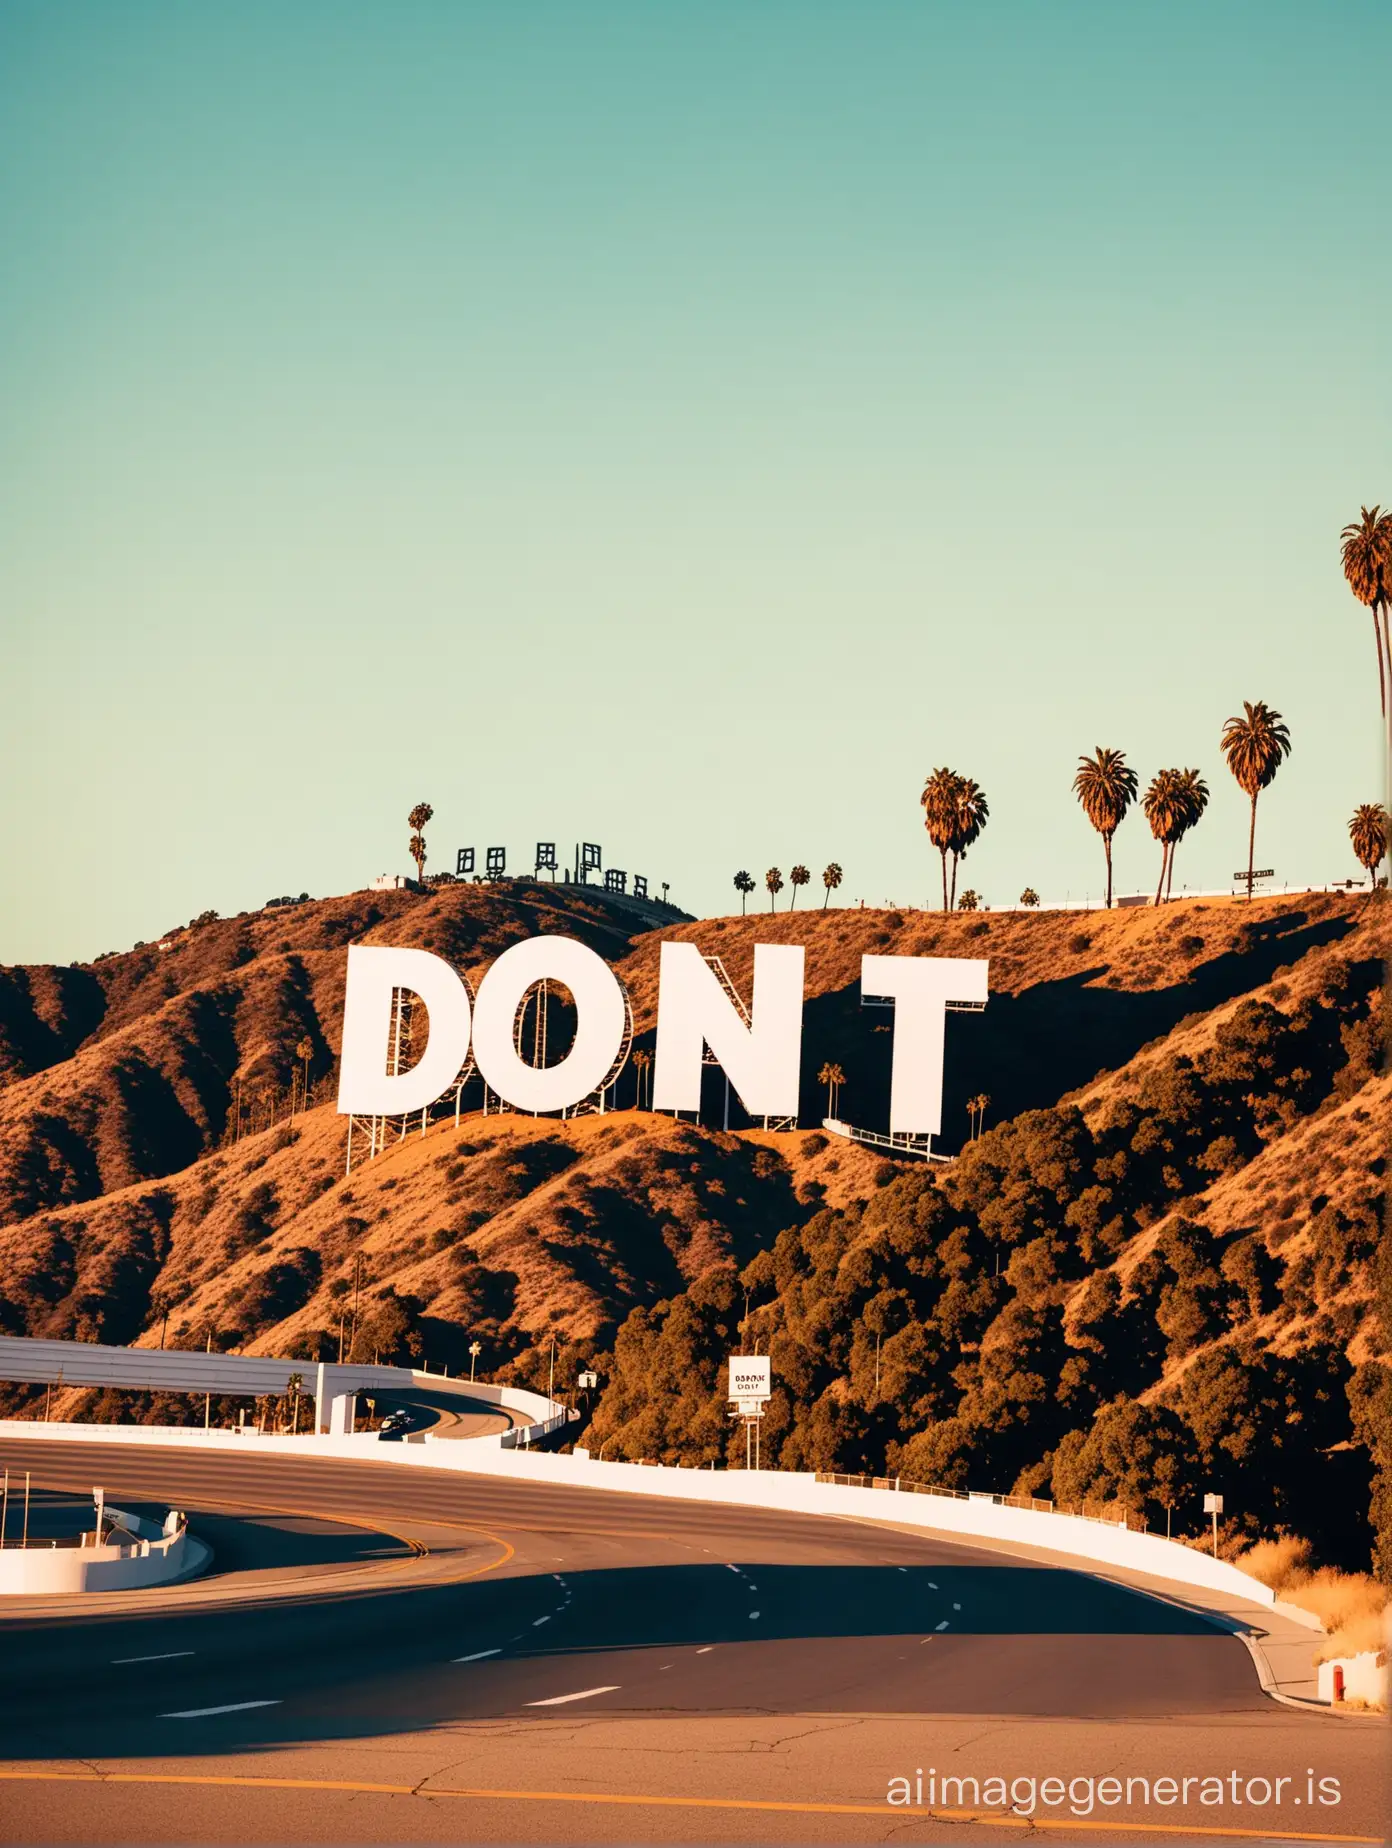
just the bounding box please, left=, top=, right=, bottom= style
left=651, top=942, right=803, bottom=1118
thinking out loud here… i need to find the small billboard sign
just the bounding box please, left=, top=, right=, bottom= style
left=728, top=1355, right=771, bottom=1404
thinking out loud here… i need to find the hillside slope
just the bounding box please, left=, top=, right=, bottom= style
left=0, top=884, right=1386, bottom=1568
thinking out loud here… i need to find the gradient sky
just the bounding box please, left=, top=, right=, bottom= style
left=3, top=2, right=1389, bottom=963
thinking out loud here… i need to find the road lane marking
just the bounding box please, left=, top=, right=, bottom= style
left=160, top=1700, right=281, bottom=1719
left=928, top=1580, right=938, bottom=1588
left=953, top=1601, right=962, bottom=1610
left=532, top=1615, right=551, bottom=1626
left=749, top=1611, right=760, bottom=1620
left=696, top=1646, right=714, bottom=1653
left=453, top=1650, right=501, bottom=1662
left=935, top=1620, right=950, bottom=1630
left=111, top=1652, right=194, bottom=1664
left=525, top=1686, right=620, bottom=1706
left=723, top=1564, right=741, bottom=1574
left=0, top=1771, right=1378, bottom=1839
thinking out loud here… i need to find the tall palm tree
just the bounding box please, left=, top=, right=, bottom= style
left=632, top=1047, right=653, bottom=1108
left=1348, top=803, right=1389, bottom=885
left=407, top=802, right=433, bottom=884
left=1142, top=769, right=1185, bottom=906
left=921, top=767, right=961, bottom=911
left=295, top=1036, right=314, bottom=1113
left=789, top=865, right=810, bottom=909
left=1165, top=768, right=1209, bottom=900
left=1340, top=506, right=1392, bottom=719
left=1221, top=702, right=1292, bottom=899
left=1073, top=748, right=1138, bottom=908
left=948, top=778, right=989, bottom=910
left=821, top=862, right=843, bottom=908
left=765, top=866, right=784, bottom=912
left=818, top=1061, right=845, bottom=1117
left=733, top=870, right=755, bottom=914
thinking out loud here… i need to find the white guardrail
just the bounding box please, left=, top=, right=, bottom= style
left=0, top=1504, right=209, bottom=1595
left=0, top=1415, right=1273, bottom=1612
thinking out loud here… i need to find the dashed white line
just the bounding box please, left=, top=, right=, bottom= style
left=952, top=1602, right=961, bottom=1611
left=112, top=1651, right=194, bottom=1664
left=452, top=1649, right=501, bottom=1662
left=526, top=1685, right=620, bottom=1707
left=749, top=1610, right=761, bottom=1620
left=161, top=1700, right=280, bottom=1719
left=928, top=1581, right=938, bottom=1589
left=532, top=1615, right=551, bottom=1626
left=724, top=1564, right=741, bottom=1575
left=696, top=1646, right=715, bottom=1654
left=935, top=1620, right=950, bottom=1631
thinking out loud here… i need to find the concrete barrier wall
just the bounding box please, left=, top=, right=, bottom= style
left=0, top=1517, right=206, bottom=1595
left=0, top=1417, right=1273, bottom=1612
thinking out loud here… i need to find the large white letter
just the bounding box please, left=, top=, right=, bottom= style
left=860, top=954, right=988, bottom=1136
left=472, top=936, right=628, bottom=1113
left=336, top=945, right=473, bottom=1116
left=651, top=942, right=804, bottom=1117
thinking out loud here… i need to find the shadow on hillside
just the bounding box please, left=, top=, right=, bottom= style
left=797, top=907, right=1355, bottom=1152
left=0, top=1556, right=1258, bottom=1759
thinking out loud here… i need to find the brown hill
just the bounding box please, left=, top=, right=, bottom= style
left=0, top=882, right=1387, bottom=1570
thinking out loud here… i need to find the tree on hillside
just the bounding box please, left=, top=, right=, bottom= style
left=1340, top=506, right=1392, bottom=719
left=1165, top=769, right=1210, bottom=900
left=818, top=1062, right=845, bottom=1118
left=632, top=1048, right=653, bottom=1109
left=949, top=778, right=989, bottom=910
left=1019, top=888, right=1039, bottom=908
left=733, top=870, right=755, bottom=914
left=1349, top=804, right=1389, bottom=886
left=407, top=802, right=433, bottom=884
left=294, top=1036, right=314, bottom=1113
left=1143, top=769, right=1185, bottom=906
left=789, top=865, right=810, bottom=908
left=921, top=767, right=962, bottom=911
left=957, top=888, right=981, bottom=911
left=1073, top=748, right=1138, bottom=908
left=765, top=867, right=784, bottom=912
left=967, top=1093, right=991, bottom=1139
left=1221, top=702, right=1291, bottom=900
left=822, top=862, right=843, bottom=908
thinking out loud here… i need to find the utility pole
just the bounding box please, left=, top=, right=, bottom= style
left=22, top=1472, right=30, bottom=1550
left=548, top=1334, right=557, bottom=1403
left=204, top=1329, right=213, bottom=1429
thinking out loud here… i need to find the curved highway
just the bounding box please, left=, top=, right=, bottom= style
left=0, top=1434, right=1384, bottom=1845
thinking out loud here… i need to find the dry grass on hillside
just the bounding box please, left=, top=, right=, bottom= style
left=1238, top=1535, right=1389, bottom=1663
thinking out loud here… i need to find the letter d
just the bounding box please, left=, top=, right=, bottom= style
left=336, top=945, right=472, bottom=1116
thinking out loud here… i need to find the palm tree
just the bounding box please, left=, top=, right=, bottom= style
left=632, top=1047, right=653, bottom=1108
left=407, top=802, right=433, bottom=883
left=949, top=778, right=989, bottom=910
left=765, top=867, right=784, bottom=912
left=821, top=862, right=843, bottom=908
left=1340, top=507, right=1392, bottom=719
left=1142, top=769, right=1186, bottom=906
left=966, top=1093, right=991, bottom=1139
left=921, top=767, right=961, bottom=911
left=1221, top=702, right=1292, bottom=899
left=818, top=1061, right=845, bottom=1118
left=1073, top=748, right=1138, bottom=908
left=1348, top=803, right=1389, bottom=885
left=1165, top=768, right=1209, bottom=900
left=295, top=1036, right=314, bottom=1113
left=789, top=865, right=810, bottom=909
left=1019, top=888, right=1040, bottom=908
left=957, top=888, right=981, bottom=911
left=733, top=870, right=755, bottom=914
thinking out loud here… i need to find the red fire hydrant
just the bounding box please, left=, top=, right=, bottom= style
left=1332, top=1665, right=1345, bottom=1704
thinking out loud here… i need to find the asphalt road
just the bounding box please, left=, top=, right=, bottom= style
left=0, top=1435, right=1384, bottom=1845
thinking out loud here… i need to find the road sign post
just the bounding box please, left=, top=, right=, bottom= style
left=1203, top=1491, right=1224, bottom=1557
left=728, top=1356, right=772, bottom=1470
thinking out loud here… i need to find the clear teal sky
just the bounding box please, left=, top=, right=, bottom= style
left=3, top=2, right=1388, bottom=962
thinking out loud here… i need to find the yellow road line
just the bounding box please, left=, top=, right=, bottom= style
left=0, top=1771, right=1377, bottom=1840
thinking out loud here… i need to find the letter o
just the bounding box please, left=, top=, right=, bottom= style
left=472, top=936, right=627, bottom=1113
left=1244, top=1780, right=1271, bottom=1806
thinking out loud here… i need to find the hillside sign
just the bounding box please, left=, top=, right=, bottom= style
left=336, top=939, right=987, bottom=1136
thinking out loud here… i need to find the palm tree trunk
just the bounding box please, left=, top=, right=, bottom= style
left=1154, top=843, right=1167, bottom=906
left=1246, top=792, right=1257, bottom=900
left=790, top=886, right=797, bottom=910
left=1166, top=839, right=1177, bottom=902
left=1104, top=834, right=1114, bottom=908
left=1374, top=600, right=1387, bottom=718
left=940, top=849, right=949, bottom=912
left=822, top=886, right=829, bottom=909
left=950, top=854, right=959, bottom=911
